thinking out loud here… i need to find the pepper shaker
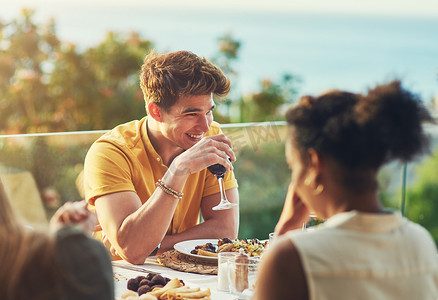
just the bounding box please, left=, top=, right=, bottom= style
left=234, top=248, right=249, bottom=292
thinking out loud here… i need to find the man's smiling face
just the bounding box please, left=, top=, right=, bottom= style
left=158, top=94, right=216, bottom=150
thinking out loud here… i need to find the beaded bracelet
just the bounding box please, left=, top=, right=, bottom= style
left=156, top=179, right=184, bottom=200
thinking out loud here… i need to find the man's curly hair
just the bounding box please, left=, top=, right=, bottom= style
left=140, top=50, right=230, bottom=112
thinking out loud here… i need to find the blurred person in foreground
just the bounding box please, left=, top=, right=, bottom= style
left=0, top=180, right=114, bottom=300
left=83, top=50, right=239, bottom=264
left=254, top=81, right=438, bottom=300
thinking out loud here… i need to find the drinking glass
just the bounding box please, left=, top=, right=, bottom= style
left=228, top=256, right=259, bottom=299
left=302, top=212, right=325, bottom=231
left=208, top=163, right=238, bottom=210
left=217, top=252, right=238, bottom=292
left=268, top=232, right=276, bottom=242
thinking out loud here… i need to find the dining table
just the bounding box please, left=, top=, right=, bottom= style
left=113, top=255, right=243, bottom=300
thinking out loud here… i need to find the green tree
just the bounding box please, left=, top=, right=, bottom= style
left=239, top=73, right=301, bottom=122
left=210, top=32, right=302, bottom=123
left=0, top=9, right=153, bottom=134
left=49, top=31, right=152, bottom=131
left=211, top=32, right=242, bottom=124
left=212, top=32, right=240, bottom=77
left=0, top=9, right=60, bottom=133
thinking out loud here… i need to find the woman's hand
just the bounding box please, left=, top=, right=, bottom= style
left=49, top=200, right=97, bottom=234
left=101, top=230, right=119, bottom=257
left=274, top=183, right=310, bottom=236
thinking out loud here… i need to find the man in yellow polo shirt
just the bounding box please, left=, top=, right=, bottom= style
left=83, top=50, right=239, bottom=264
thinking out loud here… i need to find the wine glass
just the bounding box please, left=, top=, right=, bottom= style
left=208, top=163, right=238, bottom=210
left=302, top=212, right=319, bottom=231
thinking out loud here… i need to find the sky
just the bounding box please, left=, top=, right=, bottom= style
left=2, top=0, right=438, bottom=18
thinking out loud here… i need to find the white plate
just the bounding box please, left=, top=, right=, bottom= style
left=174, top=239, right=218, bottom=262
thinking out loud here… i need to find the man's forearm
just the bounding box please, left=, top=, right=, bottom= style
left=109, top=191, right=179, bottom=263
left=143, top=189, right=239, bottom=255
left=98, top=169, right=190, bottom=264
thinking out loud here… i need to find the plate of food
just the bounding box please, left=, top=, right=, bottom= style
left=174, top=238, right=267, bottom=262
left=174, top=239, right=219, bottom=262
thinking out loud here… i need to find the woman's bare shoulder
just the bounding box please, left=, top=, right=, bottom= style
left=254, top=236, right=309, bottom=300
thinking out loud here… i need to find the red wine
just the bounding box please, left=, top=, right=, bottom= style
left=207, top=164, right=226, bottom=178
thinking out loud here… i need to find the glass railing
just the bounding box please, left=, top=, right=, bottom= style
left=1, top=121, right=438, bottom=242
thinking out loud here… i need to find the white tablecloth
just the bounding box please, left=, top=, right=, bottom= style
left=113, top=256, right=236, bottom=300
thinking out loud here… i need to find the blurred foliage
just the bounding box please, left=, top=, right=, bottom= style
left=0, top=138, right=88, bottom=202
left=211, top=32, right=241, bottom=123
left=404, top=150, right=438, bottom=245
left=211, top=32, right=240, bottom=78
left=233, top=140, right=290, bottom=239
left=211, top=32, right=301, bottom=124
left=0, top=9, right=151, bottom=133
left=377, top=162, right=405, bottom=210
left=238, top=74, right=301, bottom=123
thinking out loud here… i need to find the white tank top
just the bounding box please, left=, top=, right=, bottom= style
left=286, top=211, right=438, bottom=300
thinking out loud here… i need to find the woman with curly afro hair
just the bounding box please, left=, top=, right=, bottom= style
left=255, top=81, right=438, bottom=300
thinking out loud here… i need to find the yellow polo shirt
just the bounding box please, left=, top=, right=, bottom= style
left=84, top=117, right=238, bottom=236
